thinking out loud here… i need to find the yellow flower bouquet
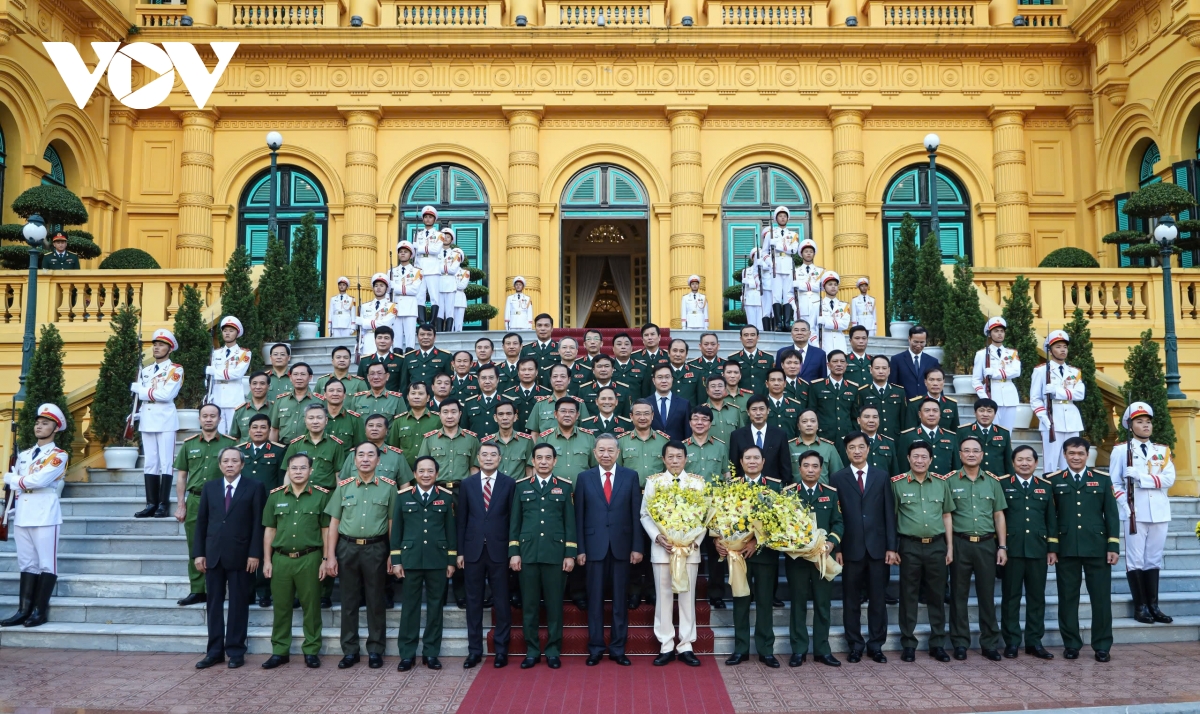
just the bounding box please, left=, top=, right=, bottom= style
left=706, top=481, right=773, bottom=597
left=646, top=479, right=711, bottom=593
left=761, top=490, right=842, bottom=580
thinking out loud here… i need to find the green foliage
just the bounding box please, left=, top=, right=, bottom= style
left=723, top=284, right=744, bottom=301
left=220, top=244, right=261, bottom=370
left=1038, top=247, right=1100, bottom=269
left=173, top=285, right=212, bottom=409
left=464, top=303, right=499, bottom=323
left=290, top=212, right=323, bottom=324
left=1002, top=275, right=1039, bottom=401
left=0, top=226, right=102, bottom=269
left=11, top=185, right=89, bottom=226
left=91, top=305, right=142, bottom=447
left=1100, top=229, right=1148, bottom=245
left=723, top=308, right=747, bottom=327
left=889, top=213, right=919, bottom=322
left=16, top=324, right=74, bottom=453
left=1063, top=307, right=1110, bottom=446
left=99, top=248, right=161, bottom=270
left=1120, top=329, right=1175, bottom=450
left=464, top=284, right=489, bottom=301
left=912, top=231, right=950, bottom=345
left=1121, top=183, right=1197, bottom=219
left=940, top=257, right=986, bottom=374
left=256, top=233, right=297, bottom=344
left=467, top=267, right=485, bottom=282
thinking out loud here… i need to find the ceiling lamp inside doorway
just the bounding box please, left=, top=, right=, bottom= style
left=586, top=224, right=626, bottom=244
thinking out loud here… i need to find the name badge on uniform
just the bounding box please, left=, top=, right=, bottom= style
left=818, top=496, right=830, bottom=502
left=1034, top=489, right=1045, bottom=494
left=551, top=488, right=563, bottom=494
left=433, top=500, right=445, bottom=506
left=993, top=436, right=1004, bottom=441
left=1087, top=482, right=1099, bottom=487
left=276, top=502, right=288, bottom=508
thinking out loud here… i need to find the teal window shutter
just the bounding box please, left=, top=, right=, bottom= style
left=407, top=169, right=442, bottom=204
left=42, top=145, right=66, bottom=187
left=565, top=169, right=601, bottom=205
left=726, top=170, right=761, bottom=205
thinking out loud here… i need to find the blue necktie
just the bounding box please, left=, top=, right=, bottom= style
left=660, top=397, right=668, bottom=423
left=756, top=430, right=763, bottom=449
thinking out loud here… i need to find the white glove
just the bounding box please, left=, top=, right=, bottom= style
left=204, top=366, right=215, bottom=376
left=130, top=382, right=140, bottom=394
left=1038, top=413, right=1052, bottom=430
left=3, top=473, right=16, bottom=488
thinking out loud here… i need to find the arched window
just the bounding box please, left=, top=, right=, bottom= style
left=881, top=164, right=972, bottom=298
left=236, top=166, right=328, bottom=273
left=400, top=164, right=490, bottom=328
left=1172, top=138, right=1200, bottom=268
left=1140, top=142, right=1161, bottom=187
left=721, top=164, right=811, bottom=317
left=42, top=145, right=66, bottom=187
left=1115, top=143, right=1164, bottom=268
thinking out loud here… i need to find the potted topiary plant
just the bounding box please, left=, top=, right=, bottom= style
left=888, top=213, right=919, bottom=339
left=941, top=256, right=987, bottom=395
left=454, top=248, right=499, bottom=327
left=290, top=212, right=323, bottom=339
left=1102, top=183, right=1200, bottom=263
left=1121, top=329, right=1175, bottom=450
left=0, top=185, right=100, bottom=268
left=1063, top=307, right=1108, bottom=465
left=172, top=284, right=212, bottom=430
left=912, top=230, right=951, bottom=362
left=92, top=304, right=143, bottom=468
left=1002, top=275, right=1039, bottom=429
left=256, top=233, right=297, bottom=360
left=1038, top=247, right=1100, bottom=269
left=722, top=267, right=748, bottom=328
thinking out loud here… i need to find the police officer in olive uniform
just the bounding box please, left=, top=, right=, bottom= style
left=391, top=456, right=457, bottom=671
left=320, top=380, right=366, bottom=448
left=269, top=363, right=322, bottom=444
left=785, top=451, right=843, bottom=667
left=387, top=382, right=441, bottom=470
left=238, top=413, right=287, bottom=606
left=317, top=346, right=368, bottom=396
left=173, top=405, right=238, bottom=606
left=42, top=232, right=81, bottom=270
left=726, top=326, right=774, bottom=396
left=526, top=365, right=591, bottom=435
left=702, top=376, right=746, bottom=447
left=959, top=398, right=1014, bottom=477
left=266, top=344, right=294, bottom=400
left=400, top=324, right=452, bottom=394
left=618, top=402, right=671, bottom=486
left=999, top=445, right=1057, bottom=660
left=1050, top=436, right=1120, bottom=662
left=855, top=356, right=908, bottom=441
left=340, top=414, right=414, bottom=486
left=357, top=326, right=405, bottom=392
left=416, top=399, right=481, bottom=488
left=350, top=363, right=408, bottom=423
left=725, top=447, right=784, bottom=667
left=683, top=406, right=727, bottom=483
left=510, top=442, right=577, bottom=669
left=229, top=371, right=274, bottom=442
left=482, top=401, right=533, bottom=481
left=807, top=352, right=859, bottom=460
left=788, top=410, right=843, bottom=484
left=282, top=404, right=347, bottom=491
left=898, top=398, right=961, bottom=475
left=539, top=398, right=597, bottom=479
left=261, top=453, right=330, bottom=670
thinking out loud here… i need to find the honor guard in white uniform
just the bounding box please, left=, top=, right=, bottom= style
left=793, top=239, right=823, bottom=334
left=0, top=404, right=68, bottom=628
left=850, top=277, right=877, bottom=337
left=1110, top=402, right=1176, bottom=625
left=971, top=316, right=1023, bottom=431
left=763, top=206, right=800, bottom=331
left=740, top=249, right=767, bottom=331
left=505, top=276, right=534, bottom=330
left=814, top=271, right=851, bottom=354
left=681, top=275, right=709, bottom=330
left=207, top=316, right=252, bottom=435
left=328, top=277, right=357, bottom=339
left=453, top=265, right=470, bottom=331
left=1029, top=330, right=1084, bottom=473
left=390, top=241, right=424, bottom=353
left=133, top=329, right=184, bottom=519
left=357, top=273, right=398, bottom=358
left=413, top=205, right=444, bottom=322
left=440, top=227, right=464, bottom=332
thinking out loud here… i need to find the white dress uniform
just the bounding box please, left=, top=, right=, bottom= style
left=814, top=282, right=851, bottom=354
left=850, top=294, right=877, bottom=336
left=389, top=260, right=424, bottom=352
left=453, top=266, right=470, bottom=330
left=505, top=278, right=534, bottom=330
left=681, top=280, right=709, bottom=330
left=971, top=318, right=1023, bottom=432
left=357, top=279, right=399, bottom=358
left=639, top=470, right=706, bottom=654
left=6, top=438, right=67, bottom=575
left=207, top=344, right=251, bottom=435
left=328, top=286, right=357, bottom=339
left=441, top=240, right=464, bottom=323
left=1029, top=332, right=1084, bottom=473
left=135, top=336, right=184, bottom=478
left=413, top=220, right=444, bottom=308
left=793, top=255, right=823, bottom=329
left=741, top=252, right=764, bottom=330
left=763, top=225, right=800, bottom=306
left=1110, top=438, right=1174, bottom=569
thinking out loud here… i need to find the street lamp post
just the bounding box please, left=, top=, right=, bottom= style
left=265, top=131, right=283, bottom=236
left=1154, top=216, right=1187, bottom=400
left=924, top=133, right=941, bottom=240
left=15, top=214, right=47, bottom=404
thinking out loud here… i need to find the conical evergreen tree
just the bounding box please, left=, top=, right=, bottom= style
left=291, top=212, right=323, bottom=326
left=91, top=305, right=142, bottom=447
left=941, top=256, right=986, bottom=374
left=173, top=285, right=212, bottom=409
left=912, top=231, right=950, bottom=345
left=889, top=213, right=919, bottom=324
left=256, top=233, right=297, bottom=344
left=1120, top=329, right=1175, bottom=449
left=16, top=324, right=73, bottom=452
left=1002, top=275, right=1038, bottom=401
left=220, top=244, right=261, bottom=369
left=1063, top=307, right=1110, bottom=446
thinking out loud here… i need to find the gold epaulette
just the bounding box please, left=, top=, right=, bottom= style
left=515, top=475, right=532, bottom=483
left=765, top=476, right=780, bottom=483
left=237, top=441, right=249, bottom=448
left=540, top=428, right=555, bottom=437
left=908, top=396, right=923, bottom=402
left=555, top=475, right=572, bottom=484
left=782, top=483, right=796, bottom=492
left=900, top=427, right=916, bottom=434
left=338, top=477, right=355, bottom=486
left=424, top=430, right=440, bottom=437
left=290, top=435, right=305, bottom=443
left=462, top=429, right=477, bottom=437
left=711, top=436, right=726, bottom=444
left=270, top=484, right=287, bottom=493
left=945, top=396, right=958, bottom=403
left=615, top=380, right=630, bottom=388
left=820, top=483, right=837, bottom=492
left=857, top=384, right=870, bottom=391
left=819, top=437, right=834, bottom=445
left=436, top=484, right=451, bottom=493
left=988, top=471, right=1005, bottom=480
left=933, top=472, right=950, bottom=480
left=399, top=484, right=414, bottom=493
left=271, top=441, right=285, bottom=448
left=329, top=435, right=344, bottom=445
left=656, top=430, right=670, bottom=439
left=846, top=379, right=860, bottom=387
left=183, top=434, right=200, bottom=442
left=394, top=411, right=410, bottom=418
left=1092, top=469, right=1109, bottom=476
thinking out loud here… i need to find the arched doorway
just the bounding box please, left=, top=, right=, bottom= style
left=398, top=164, right=490, bottom=329
left=1114, top=142, right=1161, bottom=268
left=720, top=164, right=811, bottom=319
left=236, top=165, right=329, bottom=274
left=1172, top=131, right=1200, bottom=267
left=881, top=164, right=973, bottom=299
left=559, top=165, right=649, bottom=328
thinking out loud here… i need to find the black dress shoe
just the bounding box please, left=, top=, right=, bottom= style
left=679, top=652, right=701, bottom=667
left=261, top=654, right=289, bottom=669
left=1004, top=645, right=1019, bottom=659
left=397, top=658, right=414, bottom=671
left=789, top=653, right=806, bottom=667
left=177, top=592, right=206, bottom=607
left=195, top=655, right=224, bottom=669
left=1094, top=650, right=1110, bottom=662
left=626, top=594, right=641, bottom=610
left=586, top=654, right=602, bottom=666
left=369, top=653, right=384, bottom=669
left=494, top=654, right=508, bottom=668
left=983, top=649, right=1003, bottom=662
left=885, top=595, right=899, bottom=605
left=228, top=657, right=244, bottom=669
left=901, top=647, right=915, bottom=662
left=846, top=650, right=862, bottom=663
left=456, top=599, right=467, bottom=610
left=930, top=647, right=951, bottom=662
left=709, top=598, right=727, bottom=610
left=654, top=651, right=676, bottom=666
left=547, top=656, right=562, bottom=669
left=483, top=597, right=494, bottom=609
left=759, top=654, right=780, bottom=668
left=1063, top=647, right=1079, bottom=660
left=305, top=655, right=321, bottom=668
left=1027, top=646, right=1054, bottom=659
left=338, top=654, right=360, bottom=669
left=522, top=655, right=541, bottom=669
left=321, top=597, right=333, bottom=609
left=871, top=651, right=887, bottom=664
left=573, top=597, right=588, bottom=611
left=463, top=654, right=482, bottom=669
left=610, top=654, right=632, bottom=666
left=725, top=653, right=748, bottom=665
left=424, top=656, right=442, bottom=670
left=510, top=593, right=522, bottom=608
left=257, top=594, right=272, bottom=608
left=772, top=598, right=785, bottom=608
left=813, top=654, right=840, bottom=667
left=953, top=646, right=967, bottom=660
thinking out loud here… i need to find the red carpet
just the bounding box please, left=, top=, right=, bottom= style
left=457, top=654, right=735, bottom=714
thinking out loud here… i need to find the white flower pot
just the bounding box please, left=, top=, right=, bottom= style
left=1013, top=404, right=1034, bottom=429
left=297, top=321, right=319, bottom=340
left=1087, top=446, right=1098, bottom=467
left=924, top=346, right=944, bottom=363
left=889, top=321, right=913, bottom=340
left=176, top=409, right=200, bottom=431
left=262, top=342, right=289, bottom=363
left=103, top=446, right=140, bottom=470
left=951, top=375, right=975, bottom=396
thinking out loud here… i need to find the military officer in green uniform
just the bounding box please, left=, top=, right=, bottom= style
left=324, top=442, right=397, bottom=670
left=510, top=442, right=577, bottom=669
left=612, top=333, right=649, bottom=401
left=238, top=413, right=287, bottom=606
left=387, top=381, right=441, bottom=470
left=521, top=314, right=560, bottom=386
left=683, top=406, right=728, bottom=483
left=504, top=358, right=551, bottom=428
left=806, top=351, right=859, bottom=460
left=723, top=445, right=784, bottom=667
left=1000, top=445, right=1057, bottom=660
left=1050, top=437, right=1120, bottom=662
left=855, top=356, right=908, bottom=441
left=844, top=326, right=873, bottom=387
left=898, top=398, right=961, bottom=475
left=855, top=405, right=898, bottom=475
left=357, top=326, right=405, bottom=392
left=282, top=404, right=347, bottom=491
left=579, top=386, right=632, bottom=437
left=890, top=439, right=955, bottom=663
left=526, top=365, right=591, bottom=435
left=959, top=398, right=1014, bottom=477
left=173, top=404, right=238, bottom=604
left=341, top=414, right=414, bottom=486
left=539, top=398, right=597, bottom=479
left=400, top=323, right=452, bottom=394
left=689, top=332, right=726, bottom=389
left=266, top=344, right=293, bottom=399
left=631, top=323, right=671, bottom=396
left=317, top=346, right=367, bottom=396
left=765, top=369, right=805, bottom=439
left=350, top=363, right=408, bottom=423
left=554, top=337, right=595, bottom=393
left=578, top=355, right=633, bottom=418
left=495, top=333, right=524, bottom=391
left=449, top=351, right=481, bottom=401
left=617, top=401, right=671, bottom=486
left=904, top=367, right=959, bottom=432
left=42, top=232, right=81, bottom=270
left=320, top=379, right=366, bottom=448
left=269, top=363, right=322, bottom=444
left=784, top=451, right=843, bottom=667
left=463, top=365, right=512, bottom=436
left=787, top=410, right=843, bottom=483
left=482, top=401, right=533, bottom=480
left=723, top=362, right=756, bottom=412
left=726, top=326, right=774, bottom=396
left=701, top=376, right=745, bottom=447
left=946, top=435, right=1008, bottom=661
left=229, top=371, right=274, bottom=441
left=391, top=455, right=457, bottom=671
left=778, top=350, right=810, bottom=404
left=666, top=340, right=703, bottom=404
left=261, top=453, right=331, bottom=670
left=417, top=399, right=481, bottom=488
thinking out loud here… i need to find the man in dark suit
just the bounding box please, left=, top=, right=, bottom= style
left=775, top=320, right=827, bottom=382
left=575, top=433, right=644, bottom=666
left=728, top=395, right=794, bottom=483
left=648, top=364, right=691, bottom=441
left=831, top=431, right=897, bottom=663
left=457, top=442, right=516, bottom=669
left=193, top=447, right=268, bottom=670
left=889, top=326, right=940, bottom=399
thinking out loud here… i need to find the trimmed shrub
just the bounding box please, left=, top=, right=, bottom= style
left=99, top=248, right=161, bottom=270
left=1038, top=247, right=1100, bottom=269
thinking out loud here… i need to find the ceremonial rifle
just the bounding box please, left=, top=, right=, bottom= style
left=123, top=306, right=144, bottom=441
left=984, top=345, right=992, bottom=399
left=1045, top=361, right=1056, bottom=444
left=354, top=272, right=364, bottom=365
left=1126, top=441, right=1138, bottom=535
left=1, top=396, right=17, bottom=541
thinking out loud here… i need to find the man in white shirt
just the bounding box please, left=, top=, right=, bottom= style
left=505, top=277, right=534, bottom=330
left=680, top=275, right=709, bottom=330
left=328, top=277, right=357, bottom=338
left=208, top=316, right=252, bottom=435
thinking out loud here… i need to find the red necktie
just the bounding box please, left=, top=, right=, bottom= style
left=857, top=469, right=865, bottom=494
left=603, top=472, right=613, bottom=503
left=482, top=477, right=492, bottom=510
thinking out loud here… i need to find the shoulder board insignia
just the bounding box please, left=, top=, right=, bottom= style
left=819, top=438, right=834, bottom=445
left=347, top=409, right=361, bottom=417
left=462, top=429, right=477, bottom=437
left=891, top=474, right=906, bottom=482
left=465, top=395, right=479, bottom=402
left=270, top=484, right=287, bottom=493
left=618, top=431, right=635, bottom=438
left=314, top=394, right=327, bottom=402
left=518, top=432, right=533, bottom=439
left=933, top=473, right=950, bottom=480
left=540, top=428, right=555, bottom=437
left=276, top=393, right=292, bottom=399
left=615, top=380, right=630, bottom=388
left=424, top=430, right=440, bottom=437
left=846, top=379, right=860, bottom=387
left=399, top=485, right=414, bottom=493
left=1092, top=469, right=1109, bottom=476
left=989, top=471, right=1005, bottom=480
left=764, top=476, right=781, bottom=483
left=901, top=427, right=916, bottom=434
left=395, top=411, right=410, bottom=418
left=535, top=395, right=551, bottom=402
left=908, top=396, right=922, bottom=402
left=782, top=483, right=797, bottom=492
left=712, top=436, right=726, bottom=444
left=353, top=390, right=370, bottom=397
left=237, top=441, right=249, bottom=448
left=995, top=424, right=1010, bottom=433
left=386, top=445, right=402, bottom=453
left=857, top=384, right=869, bottom=391
left=945, top=396, right=957, bottom=403
left=820, top=483, right=837, bottom=492
left=480, top=434, right=496, bottom=443
left=380, top=476, right=396, bottom=486
left=270, top=441, right=285, bottom=448
left=556, top=476, right=573, bottom=484
left=235, top=402, right=249, bottom=410
left=329, top=435, right=344, bottom=444
left=1034, top=475, right=1052, bottom=484
left=515, top=475, right=532, bottom=483
left=656, top=430, right=670, bottom=439
left=880, top=434, right=894, bottom=443
left=387, top=391, right=404, bottom=397
left=338, top=477, right=355, bottom=486
left=313, top=485, right=330, bottom=493
left=579, top=428, right=596, bottom=435
left=184, top=434, right=200, bottom=442
left=290, top=435, right=304, bottom=443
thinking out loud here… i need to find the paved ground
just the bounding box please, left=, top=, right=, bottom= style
left=0, top=644, right=1198, bottom=714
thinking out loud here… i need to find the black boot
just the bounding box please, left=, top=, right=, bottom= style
left=134, top=475, right=159, bottom=518
left=23, top=573, right=57, bottom=627
left=762, top=306, right=775, bottom=333
left=443, top=318, right=454, bottom=333
left=1, top=572, right=37, bottom=627
left=417, top=305, right=428, bottom=324
left=428, top=305, right=440, bottom=331
left=155, top=475, right=173, bottom=517
left=1146, top=569, right=1173, bottom=623
left=780, top=304, right=794, bottom=332
left=1127, top=570, right=1153, bottom=623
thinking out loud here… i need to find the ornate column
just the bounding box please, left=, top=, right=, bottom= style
left=175, top=108, right=218, bottom=268
left=989, top=107, right=1034, bottom=267
left=666, top=106, right=707, bottom=328
left=340, top=107, right=381, bottom=280
left=503, top=107, right=544, bottom=308
left=829, top=106, right=870, bottom=292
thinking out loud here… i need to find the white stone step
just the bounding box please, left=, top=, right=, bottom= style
left=0, top=552, right=186, bottom=576
left=0, top=534, right=186, bottom=555
left=63, top=482, right=179, bottom=499
left=0, top=572, right=192, bottom=599
left=58, top=516, right=186, bottom=536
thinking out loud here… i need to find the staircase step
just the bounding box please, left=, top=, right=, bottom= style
left=0, top=572, right=192, bottom=599
left=0, top=535, right=186, bottom=556
left=58, top=516, right=187, bottom=536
